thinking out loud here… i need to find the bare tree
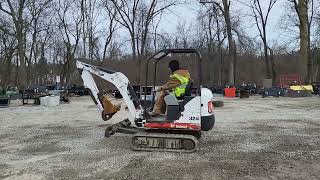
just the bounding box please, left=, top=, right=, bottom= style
left=287, top=0, right=315, bottom=83
left=220, top=0, right=236, bottom=84
left=201, top=0, right=236, bottom=84
left=80, top=0, right=87, bottom=59
left=0, top=31, right=16, bottom=86
left=198, top=3, right=227, bottom=85
left=137, top=0, right=175, bottom=56
left=0, top=0, right=28, bottom=87
left=250, top=0, right=278, bottom=83
left=25, top=0, right=53, bottom=83
left=108, top=0, right=139, bottom=61
left=80, top=0, right=103, bottom=62
left=175, top=21, right=191, bottom=48
left=315, top=13, right=320, bottom=80
left=109, top=0, right=175, bottom=83
left=197, top=5, right=216, bottom=83
left=102, top=2, right=118, bottom=61
left=151, top=12, right=163, bottom=52
left=56, top=0, right=82, bottom=84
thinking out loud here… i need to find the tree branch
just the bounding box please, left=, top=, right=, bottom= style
left=0, top=2, right=13, bottom=16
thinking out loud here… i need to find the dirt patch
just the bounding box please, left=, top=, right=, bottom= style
left=246, top=123, right=282, bottom=132
left=0, top=96, right=320, bottom=179
left=49, top=167, right=83, bottom=179
left=0, top=164, right=10, bottom=177
left=19, top=141, right=67, bottom=154
left=278, top=119, right=320, bottom=127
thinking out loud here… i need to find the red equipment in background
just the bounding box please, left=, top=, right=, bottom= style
left=224, top=87, right=236, bottom=97
left=279, top=75, right=301, bottom=88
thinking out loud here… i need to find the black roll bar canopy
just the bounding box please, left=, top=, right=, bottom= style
left=143, top=48, right=203, bottom=108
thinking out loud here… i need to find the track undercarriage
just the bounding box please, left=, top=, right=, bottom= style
left=104, top=119, right=200, bottom=152
left=132, top=133, right=198, bottom=152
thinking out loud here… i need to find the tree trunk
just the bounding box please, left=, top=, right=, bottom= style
left=138, top=56, right=142, bottom=85
left=317, top=63, right=320, bottom=81
left=269, top=47, right=277, bottom=86
left=103, top=40, right=109, bottom=61
left=4, top=48, right=15, bottom=86
left=27, top=24, right=38, bottom=84
left=298, top=0, right=310, bottom=83
left=315, top=50, right=320, bottom=81
left=15, top=53, right=19, bottom=86
left=313, top=63, right=319, bottom=81
left=219, top=47, right=224, bottom=86
left=64, top=47, right=72, bottom=85
left=81, top=0, right=87, bottom=59
left=216, top=14, right=224, bottom=86
left=307, top=24, right=312, bottom=82
left=222, top=0, right=235, bottom=85
left=16, top=28, right=27, bottom=88
left=2, top=37, right=15, bottom=86
left=233, top=40, right=237, bottom=84
left=131, top=32, right=139, bottom=83
left=263, top=38, right=271, bottom=79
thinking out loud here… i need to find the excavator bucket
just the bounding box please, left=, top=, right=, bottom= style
left=101, top=93, right=121, bottom=121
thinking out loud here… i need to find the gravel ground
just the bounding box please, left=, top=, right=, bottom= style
left=0, top=96, right=319, bottom=179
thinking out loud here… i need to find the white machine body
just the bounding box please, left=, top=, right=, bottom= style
left=176, top=88, right=214, bottom=126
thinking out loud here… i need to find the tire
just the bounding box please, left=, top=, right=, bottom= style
left=201, top=115, right=215, bottom=131
left=213, top=100, right=224, bottom=107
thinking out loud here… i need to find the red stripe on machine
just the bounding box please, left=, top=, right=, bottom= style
left=144, top=122, right=201, bottom=130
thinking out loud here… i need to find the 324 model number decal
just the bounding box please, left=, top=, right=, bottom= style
left=189, top=117, right=200, bottom=120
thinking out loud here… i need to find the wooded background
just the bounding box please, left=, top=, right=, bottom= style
left=0, top=0, right=319, bottom=88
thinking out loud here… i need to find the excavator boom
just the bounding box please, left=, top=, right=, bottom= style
left=76, top=61, right=143, bottom=123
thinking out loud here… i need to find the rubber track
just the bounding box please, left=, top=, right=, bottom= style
left=131, top=133, right=198, bottom=153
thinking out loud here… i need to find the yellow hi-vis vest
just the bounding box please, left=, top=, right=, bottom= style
left=171, top=73, right=189, bottom=97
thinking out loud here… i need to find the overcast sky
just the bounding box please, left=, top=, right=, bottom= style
left=158, top=0, right=296, bottom=48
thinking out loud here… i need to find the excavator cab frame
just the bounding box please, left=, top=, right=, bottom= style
left=143, top=49, right=203, bottom=111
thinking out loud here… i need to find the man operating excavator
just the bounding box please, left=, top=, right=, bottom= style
left=76, top=49, right=215, bottom=152
left=149, top=60, right=191, bottom=116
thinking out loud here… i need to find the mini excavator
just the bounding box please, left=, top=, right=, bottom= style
left=76, top=49, right=215, bottom=152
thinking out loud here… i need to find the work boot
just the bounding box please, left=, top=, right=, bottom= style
left=148, top=111, right=161, bottom=116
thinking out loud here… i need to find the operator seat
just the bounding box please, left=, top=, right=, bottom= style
left=164, top=81, right=194, bottom=121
